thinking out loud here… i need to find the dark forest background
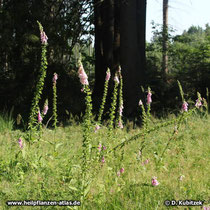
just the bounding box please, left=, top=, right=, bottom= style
left=0, top=0, right=209, bottom=124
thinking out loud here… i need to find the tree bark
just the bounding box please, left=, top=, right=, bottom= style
left=120, top=0, right=146, bottom=117
left=162, top=0, right=168, bottom=76
left=93, top=0, right=119, bottom=107
left=93, top=0, right=146, bottom=117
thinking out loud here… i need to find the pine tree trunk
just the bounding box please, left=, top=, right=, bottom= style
left=120, top=0, right=146, bottom=117
left=93, top=0, right=146, bottom=117
left=162, top=0, right=169, bottom=76
left=93, top=0, right=119, bottom=107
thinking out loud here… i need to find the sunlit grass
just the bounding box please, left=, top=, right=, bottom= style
left=0, top=114, right=209, bottom=209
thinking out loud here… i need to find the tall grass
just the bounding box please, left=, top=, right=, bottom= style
left=0, top=114, right=209, bottom=209
left=0, top=109, right=14, bottom=133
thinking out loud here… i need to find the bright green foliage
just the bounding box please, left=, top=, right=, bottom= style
left=0, top=113, right=209, bottom=209
left=146, top=24, right=210, bottom=113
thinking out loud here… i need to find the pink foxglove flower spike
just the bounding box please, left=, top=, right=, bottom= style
left=118, top=120, right=123, bottom=129
left=142, top=159, right=149, bottom=165
left=18, top=138, right=23, bottom=149
left=53, top=73, right=58, bottom=84
left=43, top=100, right=48, bottom=115
left=182, top=101, right=188, bottom=112
left=38, top=110, right=43, bottom=123
left=120, top=168, right=124, bottom=173
left=78, top=62, right=89, bottom=85
left=119, top=104, right=124, bottom=116
left=114, top=75, right=119, bottom=84
left=40, top=31, right=48, bottom=45
left=94, top=124, right=100, bottom=133
left=139, top=100, right=143, bottom=106
left=147, top=91, right=152, bottom=105
left=195, top=98, right=202, bottom=108
left=151, top=177, right=159, bottom=186
left=98, top=143, right=102, bottom=152
left=105, top=69, right=111, bottom=81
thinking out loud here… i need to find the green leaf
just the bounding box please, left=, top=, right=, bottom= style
left=84, top=184, right=91, bottom=197
left=31, top=163, right=38, bottom=169
left=68, top=186, right=78, bottom=191
left=55, top=143, right=63, bottom=150
left=21, top=148, right=26, bottom=159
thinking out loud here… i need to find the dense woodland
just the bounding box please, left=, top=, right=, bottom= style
left=0, top=0, right=209, bottom=123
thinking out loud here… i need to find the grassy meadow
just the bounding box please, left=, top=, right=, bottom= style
left=0, top=112, right=209, bottom=210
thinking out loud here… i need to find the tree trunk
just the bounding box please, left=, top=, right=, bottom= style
left=120, top=0, right=146, bottom=117
left=162, top=0, right=168, bottom=76
left=93, top=0, right=146, bottom=117
left=93, top=0, right=119, bottom=106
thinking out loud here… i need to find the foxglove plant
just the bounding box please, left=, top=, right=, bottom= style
left=116, top=168, right=125, bottom=177
left=114, top=75, right=119, bottom=84
left=97, top=68, right=111, bottom=123
left=139, top=87, right=152, bottom=131
left=78, top=62, right=89, bottom=85
left=109, top=82, right=196, bottom=156
left=42, top=99, right=49, bottom=115
left=52, top=73, right=58, bottom=128
left=177, top=80, right=185, bottom=102
left=138, top=87, right=153, bottom=156
left=108, top=73, right=119, bottom=131
left=177, top=80, right=190, bottom=113
left=182, top=101, right=188, bottom=112
left=94, top=124, right=100, bottom=133
left=120, top=168, right=124, bottom=173
left=118, top=121, right=123, bottom=129
left=158, top=81, right=198, bottom=162
left=195, top=98, right=202, bottom=108
left=195, top=92, right=202, bottom=109
left=147, top=89, right=152, bottom=105
left=101, top=156, right=105, bottom=163
left=146, top=87, right=152, bottom=117
left=40, top=29, right=48, bottom=45
left=202, top=97, right=208, bottom=115
left=206, top=87, right=209, bottom=113
left=78, top=60, right=93, bottom=201
left=18, top=138, right=23, bottom=149
left=117, top=67, right=124, bottom=129
left=139, top=99, right=147, bottom=130
left=38, top=110, right=43, bottom=123
left=142, top=159, right=149, bottom=165
left=98, top=143, right=102, bottom=152
left=139, top=100, right=143, bottom=106
left=28, top=21, right=48, bottom=134
left=151, top=177, right=159, bottom=186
